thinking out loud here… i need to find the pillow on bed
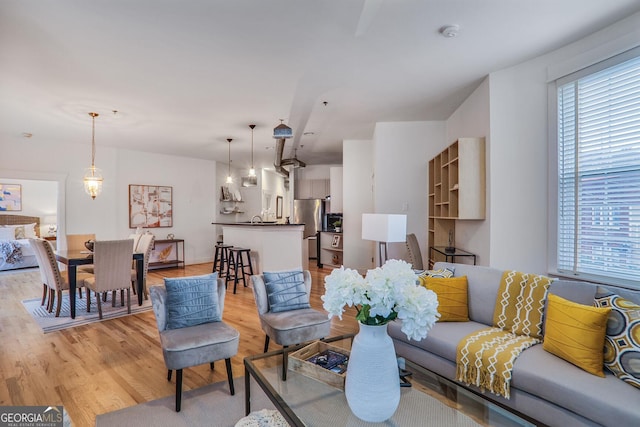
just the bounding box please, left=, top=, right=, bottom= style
left=24, top=223, right=37, bottom=238
left=2, top=223, right=37, bottom=239
left=0, top=227, right=15, bottom=240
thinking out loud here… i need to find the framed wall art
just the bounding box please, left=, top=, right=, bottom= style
left=129, top=184, right=173, bottom=228
left=0, top=184, right=22, bottom=211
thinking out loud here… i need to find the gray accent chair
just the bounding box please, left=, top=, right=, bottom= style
left=250, top=270, right=332, bottom=380
left=149, top=278, right=239, bottom=412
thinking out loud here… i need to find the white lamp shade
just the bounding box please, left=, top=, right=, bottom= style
left=362, top=214, right=407, bottom=243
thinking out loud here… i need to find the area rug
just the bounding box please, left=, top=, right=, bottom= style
left=95, top=377, right=275, bottom=427
left=22, top=292, right=153, bottom=333
left=97, top=369, right=485, bottom=427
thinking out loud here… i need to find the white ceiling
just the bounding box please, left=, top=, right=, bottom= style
left=2, top=0, right=640, bottom=170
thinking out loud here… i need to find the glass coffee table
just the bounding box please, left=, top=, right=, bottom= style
left=244, top=334, right=537, bottom=427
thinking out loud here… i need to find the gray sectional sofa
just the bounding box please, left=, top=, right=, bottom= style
left=389, top=262, right=640, bottom=427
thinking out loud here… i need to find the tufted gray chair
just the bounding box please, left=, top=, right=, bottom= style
left=250, top=270, right=331, bottom=380
left=149, top=278, right=239, bottom=412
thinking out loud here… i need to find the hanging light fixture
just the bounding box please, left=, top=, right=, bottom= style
left=226, top=138, right=233, bottom=184
left=83, top=112, right=103, bottom=200
left=242, top=125, right=258, bottom=187
left=248, top=124, right=256, bottom=177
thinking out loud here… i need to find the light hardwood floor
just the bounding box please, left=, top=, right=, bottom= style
left=0, top=263, right=358, bottom=427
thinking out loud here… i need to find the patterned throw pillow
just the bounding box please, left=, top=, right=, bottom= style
left=493, top=271, right=552, bottom=339
left=420, top=276, right=469, bottom=322
left=263, top=270, right=310, bottom=313
left=13, top=226, right=26, bottom=239
left=594, top=288, right=640, bottom=389
left=164, top=273, right=220, bottom=330
left=543, top=294, right=610, bottom=377
left=417, top=267, right=455, bottom=286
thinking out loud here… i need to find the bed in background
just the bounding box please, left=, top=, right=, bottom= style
left=0, top=214, right=41, bottom=271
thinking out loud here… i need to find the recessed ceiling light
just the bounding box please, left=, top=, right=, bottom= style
left=440, top=25, right=459, bottom=38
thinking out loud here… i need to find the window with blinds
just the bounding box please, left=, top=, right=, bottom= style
left=556, top=52, right=640, bottom=287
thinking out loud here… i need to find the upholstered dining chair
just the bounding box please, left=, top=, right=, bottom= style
left=149, top=274, right=239, bottom=412
left=405, top=233, right=424, bottom=270
left=81, top=239, right=134, bottom=319
left=29, top=238, right=92, bottom=317
left=250, top=270, right=332, bottom=380
left=65, top=233, right=96, bottom=277
left=131, top=233, right=155, bottom=300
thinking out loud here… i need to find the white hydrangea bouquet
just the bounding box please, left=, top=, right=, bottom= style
left=322, top=259, right=440, bottom=341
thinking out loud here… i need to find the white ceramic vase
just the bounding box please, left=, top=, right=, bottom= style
left=345, top=322, right=400, bottom=422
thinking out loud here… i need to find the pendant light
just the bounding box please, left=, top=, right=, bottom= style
left=248, top=124, right=256, bottom=177
left=242, top=124, right=258, bottom=187
left=226, top=138, right=233, bottom=184
left=83, top=112, right=103, bottom=200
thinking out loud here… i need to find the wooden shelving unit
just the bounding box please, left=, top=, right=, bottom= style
left=428, top=137, right=485, bottom=267
left=318, top=231, right=343, bottom=268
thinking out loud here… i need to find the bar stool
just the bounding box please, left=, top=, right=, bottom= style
left=213, top=243, right=232, bottom=277
left=225, top=247, right=254, bottom=294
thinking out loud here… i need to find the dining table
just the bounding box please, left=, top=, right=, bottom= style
left=55, top=249, right=145, bottom=319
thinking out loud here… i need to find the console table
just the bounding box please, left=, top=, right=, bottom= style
left=149, top=238, right=185, bottom=270
left=429, top=246, right=476, bottom=267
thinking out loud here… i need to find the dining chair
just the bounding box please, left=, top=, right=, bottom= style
left=250, top=270, right=332, bottom=380
left=81, top=239, right=134, bottom=319
left=65, top=233, right=96, bottom=278
left=128, top=233, right=143, bottom=252
left=131, top=233, right=155, bottom=299
left=29, top=238, right=91, bottom=317
left=405, top=233, right=424, bottom=270
left=149, top=274, right=239, bottom=412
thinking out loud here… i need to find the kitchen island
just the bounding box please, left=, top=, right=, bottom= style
left=213, top=222, right=306, bottom=273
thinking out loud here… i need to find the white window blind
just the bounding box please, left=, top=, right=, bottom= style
left=557, top=53, right=640, bottom=286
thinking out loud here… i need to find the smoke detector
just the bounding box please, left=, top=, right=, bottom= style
left=440, top=25, right=459, bottom=38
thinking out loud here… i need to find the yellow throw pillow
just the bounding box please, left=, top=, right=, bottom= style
left=420, top=276, right=469, bottom=322
left=543, top=294, right=611, bottom=377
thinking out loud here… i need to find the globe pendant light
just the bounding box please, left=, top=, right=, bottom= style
left=226, top=138, right=233, bottom=184
left=83, top=112, right=103, bottom=200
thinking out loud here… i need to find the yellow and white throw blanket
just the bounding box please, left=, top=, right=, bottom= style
left=456, top=271, right=552, bottom=399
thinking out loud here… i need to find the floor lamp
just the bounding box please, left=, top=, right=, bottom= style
left=362, top=213, right=407, bottom=267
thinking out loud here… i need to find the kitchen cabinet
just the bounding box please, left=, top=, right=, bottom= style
left=296, top=179, right=329, bottom=199
left=428, top=137, right=485, bottom=267
left=329, top=167, right=343, bottom=213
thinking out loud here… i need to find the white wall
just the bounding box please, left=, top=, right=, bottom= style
left=372, top=121, right=446, bottom=268
left=482, top=11, right=640, bottom=273
left=0, top=138, right=218, bottom=265
left=116, top=149, right=217, bottom=264
left=445, top=77, right=491, bottom=265
left=343, top=139, right=374, bottom=272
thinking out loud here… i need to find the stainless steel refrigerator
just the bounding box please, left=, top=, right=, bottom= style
left=293, top=199, right=325, bottom=259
